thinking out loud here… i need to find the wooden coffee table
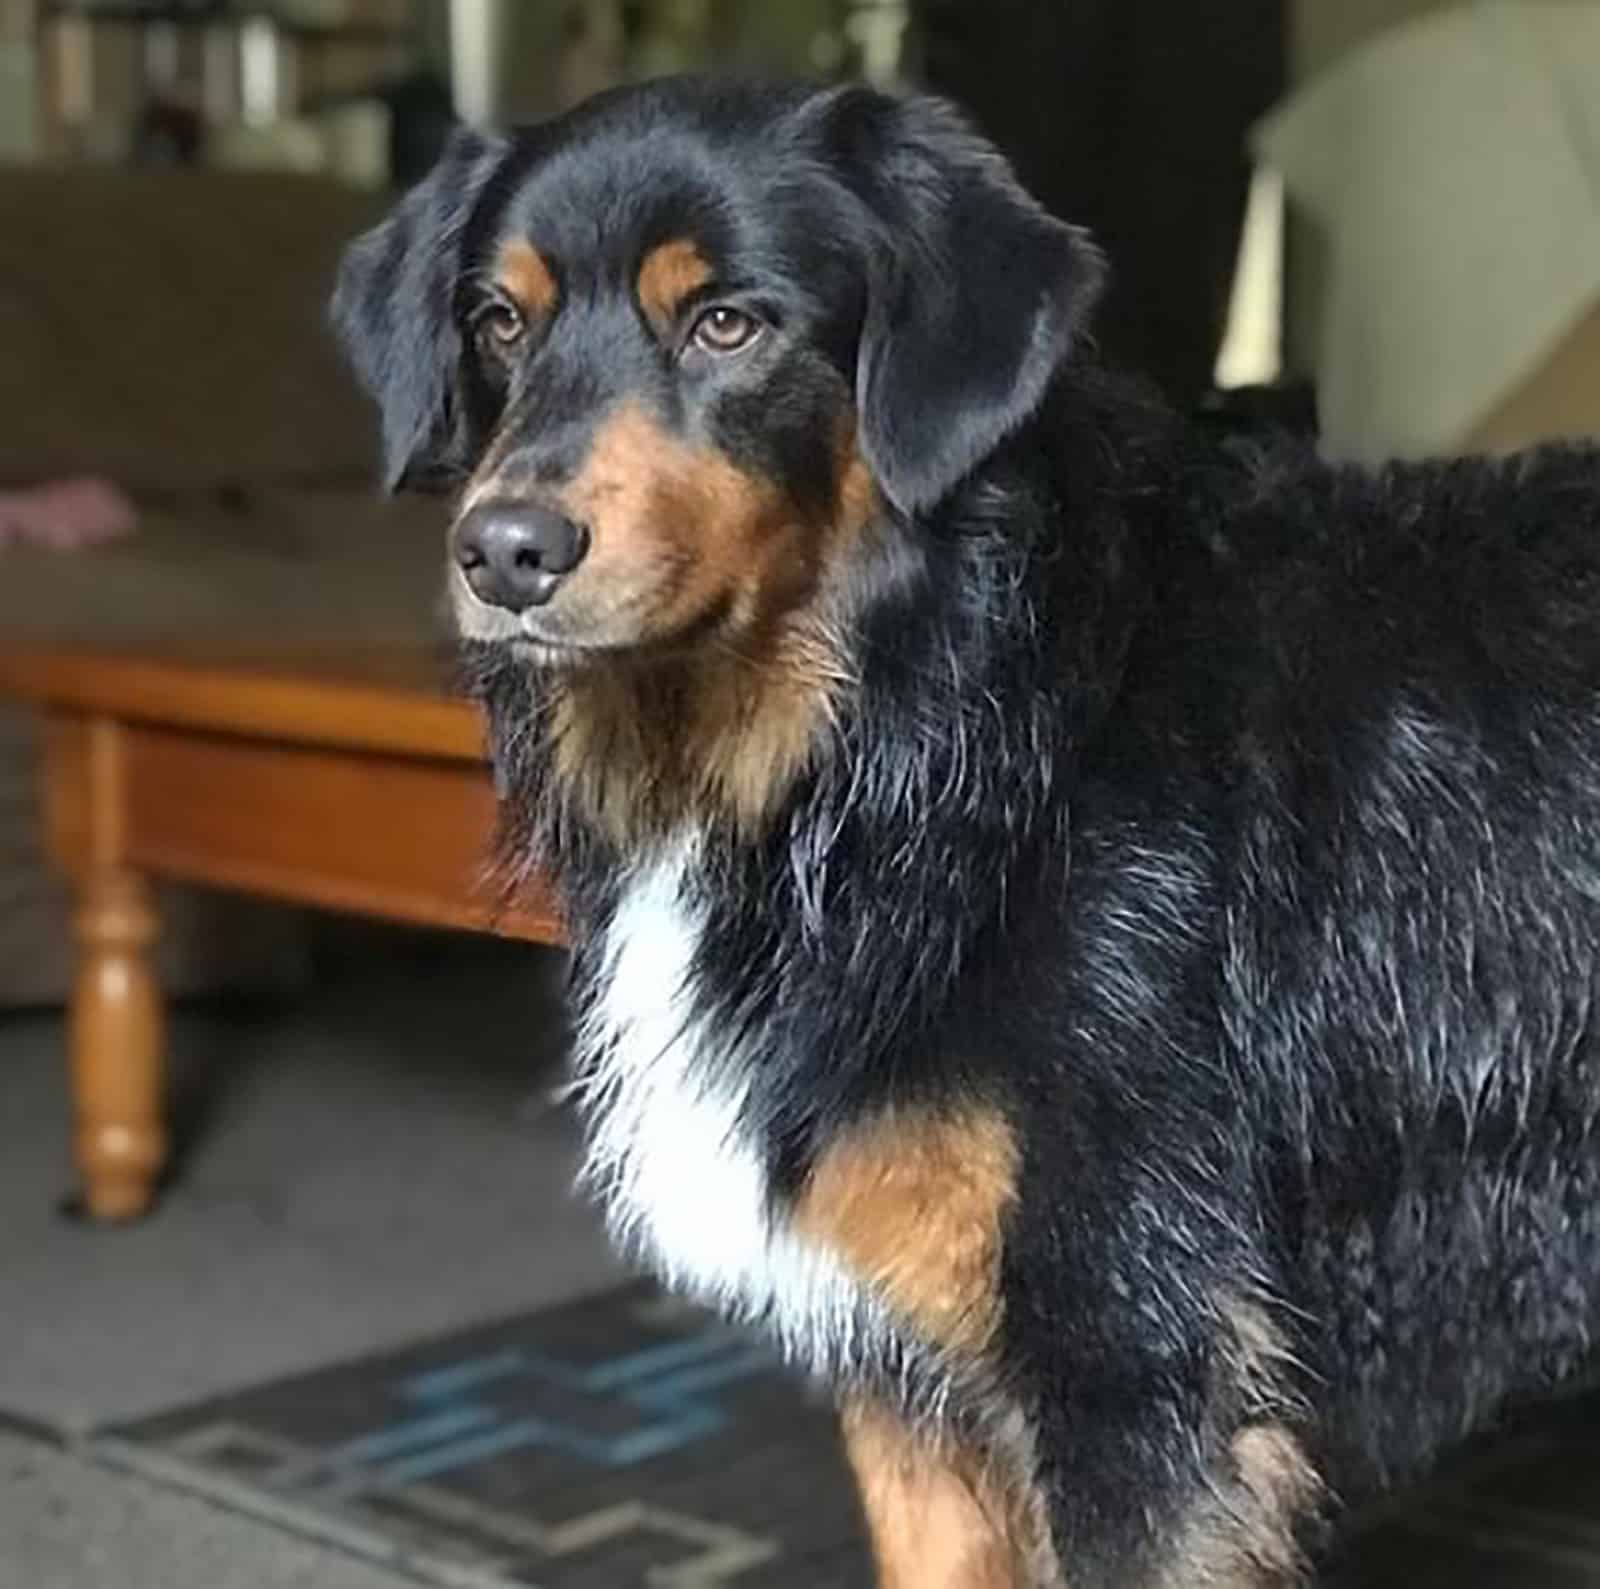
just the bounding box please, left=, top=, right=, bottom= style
left=0, top=642, right=564, bottom=1221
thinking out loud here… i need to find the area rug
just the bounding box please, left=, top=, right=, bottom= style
left=92, top=1280, right=1600, bottom=1589
left=95, top=1281, right=871, bottom=1588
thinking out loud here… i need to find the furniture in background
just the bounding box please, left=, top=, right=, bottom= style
left=0, top=160, right=447, bottom=1010
left=0, top=161, right=573, bottom=1219
left=1258, top=2, right=1600, bottom=463
left=20, top=0, right=417, bottom=176
left=0, top=642, right=563, bottom=1222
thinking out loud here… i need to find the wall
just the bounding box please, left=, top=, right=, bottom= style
left=1291, top=0, right=1460, bottom=79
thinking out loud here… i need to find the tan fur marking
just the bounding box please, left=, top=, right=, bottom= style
left=1162, top=1305, right=1321, bottom=1587
left=636, top=237, right=713, bottom=332
left=540, top=402, right=875, bottom=843
left=495, top=238, right=558, bottom=319
left=1225, top=1300, right=1302, bottom=1414
left=798, top=1107, right=1018, bottom=1355
left=546, top=624, right=843, bottom=843
left=561, top=401, right=811, bottom=637
left=1231, top=1425, right=1320, bottom=1558
left=834, top=423, right=880, bottom=544
left=1163, top=1424, right=1319, bottom=1588
left=841, top=1401, right=1043, bottom=1589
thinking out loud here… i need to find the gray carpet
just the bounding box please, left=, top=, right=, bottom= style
left=0, top=930, right=623, bottom=1433
left=0, top=1427, right=421, bottom=1589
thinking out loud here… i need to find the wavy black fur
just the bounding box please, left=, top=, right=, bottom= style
left=462, top=410, right=1600, bottom=1562
left=343, top=76, right=1600, bottom=1587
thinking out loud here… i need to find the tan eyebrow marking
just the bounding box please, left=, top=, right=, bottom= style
left=637, top=238, right=713, bottom=334
left=495, top=238, right=558, bottom=318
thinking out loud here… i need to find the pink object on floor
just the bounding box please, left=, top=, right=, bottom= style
left=0, top=478, right=138, bottom=550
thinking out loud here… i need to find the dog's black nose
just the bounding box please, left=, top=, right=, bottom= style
left=453, top=502, right=589, bottom=611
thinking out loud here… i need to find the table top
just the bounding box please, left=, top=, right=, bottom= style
left=0, top=640, right=485, bottom=761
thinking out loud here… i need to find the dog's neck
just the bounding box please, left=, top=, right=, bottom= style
left=469, top=369, right=1161, bottom=1011
left=542, top=612, right=846, bottom=846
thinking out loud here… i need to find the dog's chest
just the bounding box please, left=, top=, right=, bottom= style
left=573, top=853, right=877, bottom=1371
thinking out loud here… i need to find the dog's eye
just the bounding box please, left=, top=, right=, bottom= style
left=690, top=306, right=761, bottom=356
left=474, top=303, right=525, bottom=354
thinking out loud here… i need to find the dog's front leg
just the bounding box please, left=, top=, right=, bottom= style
left=840, top=1399, right=1043, bottom=1589
left=841, top=1395, right=1318, bottom=1589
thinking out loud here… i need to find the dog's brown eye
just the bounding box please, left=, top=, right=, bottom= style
left=690, top=306, right=761, bottom=355
left=475, top=303, right=525, bottom=353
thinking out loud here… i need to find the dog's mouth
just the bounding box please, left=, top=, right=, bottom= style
left=449, top=556, right=743, bottom=672
left=450, top=586, right=693, bottom=681
left=504, top=634, right=603, bottom=671
left=449, top=566, right=589, bottom=656
left=456, top=616, right=601, bottom=673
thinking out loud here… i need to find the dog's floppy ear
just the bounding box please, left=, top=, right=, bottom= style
left=819, top=90, right=1105, bottom=516
left=331, top=126, right=505, bottom=491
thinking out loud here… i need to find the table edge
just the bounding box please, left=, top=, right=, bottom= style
left=0, top=647, right=487, bottom=761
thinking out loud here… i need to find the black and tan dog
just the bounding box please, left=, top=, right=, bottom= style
left=334, top=76, right=1600, bottom=1587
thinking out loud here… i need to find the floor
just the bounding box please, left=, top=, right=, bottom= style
left=0, top=929, right=620, bottom=1434
left=0, top=924, right=626, bottom=1588
left=4, top=919, right=1599, bottom=1588
left=0, top=1427, right=428, bottom=1589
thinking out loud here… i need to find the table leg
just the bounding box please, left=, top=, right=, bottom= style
left=43, top=713, right=169, bottom=1221
left=68, top=866, right=166, bottom=1220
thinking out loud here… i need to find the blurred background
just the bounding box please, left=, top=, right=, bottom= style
left=2, top=4, right=1600, bottom=1587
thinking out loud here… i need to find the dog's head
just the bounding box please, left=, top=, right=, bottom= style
left=333, top=77, right=1103, bottom=668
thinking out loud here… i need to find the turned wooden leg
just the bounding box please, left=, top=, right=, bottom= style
left=67, top=866, right=166, bottom=1219
left=43, top=713, right=169, bottom=1221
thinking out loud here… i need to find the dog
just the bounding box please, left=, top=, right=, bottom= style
left=333, top=75, right=1600, bottom=1587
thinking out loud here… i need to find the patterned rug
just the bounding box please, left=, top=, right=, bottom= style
left=93, top=1281, right=1600, bottom=1588
left=98, top=1282, right=870, bottom=1588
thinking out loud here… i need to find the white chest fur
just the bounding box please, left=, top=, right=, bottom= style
left=573, top=849, right=884, bottom=1376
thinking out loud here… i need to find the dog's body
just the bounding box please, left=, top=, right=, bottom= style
left=335, top=76, right=1600, bottom=1586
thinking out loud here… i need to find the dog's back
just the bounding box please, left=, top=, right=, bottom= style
left=1040, top=432, right=1600, bottom=1494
